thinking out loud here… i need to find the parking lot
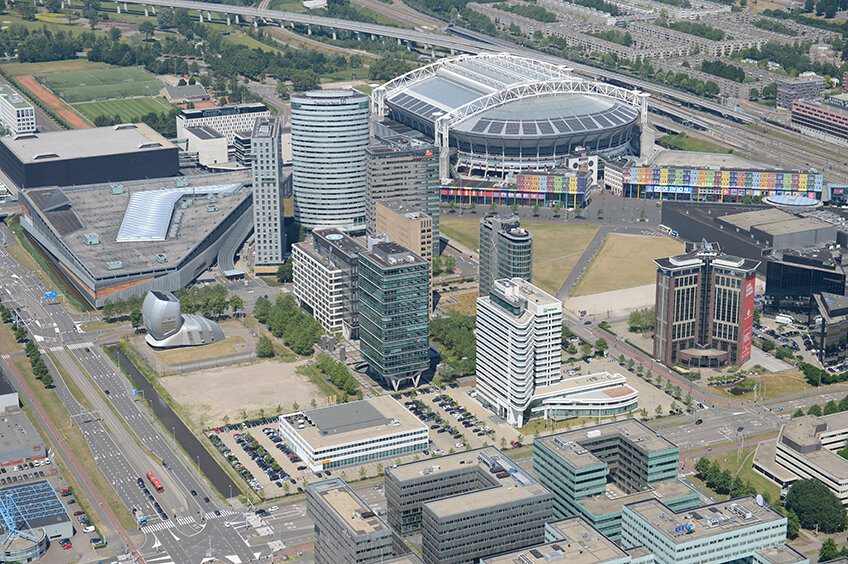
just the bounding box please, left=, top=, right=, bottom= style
left=0, top=457, right=53, bottom=487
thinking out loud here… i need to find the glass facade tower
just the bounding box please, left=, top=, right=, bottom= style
left=291, top=89, right=370, bottom=231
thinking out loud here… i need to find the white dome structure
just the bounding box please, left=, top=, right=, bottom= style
left=142, top=290, right=224, bottom=348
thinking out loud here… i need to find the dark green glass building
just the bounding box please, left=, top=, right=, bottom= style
left=359, top=240, right=430, bottom=390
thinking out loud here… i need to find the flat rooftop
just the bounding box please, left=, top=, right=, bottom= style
left=579, top=479, right=696, bottom=517
left=1, top=480, right=70, bottom=530
left=625, top=496, right=784, bottom=544
left=534, top=371, right=632, bottom=398
left=716, top=208, right=796, bottom=232
left=482, top=517, right=628, bottom=564
left=0, top=411, right=43, bottom=457
left=186, top=125, right=224, bottom=140
left=648, top=149, right=775, bottom=170
left=490, top=278, right=560, bottom=312
left=537, top=419, right=677, bottom=470
left=309, top=478, right=388, bottom=536
left=755, top=544, right=809, bottom=564
left=2, top=123, right=174, bottom=163
left=285, top=396, right=426, bottom=449
left=25, top=171, right=250, bottom=280
left=752, top=217, right=834, bottom=236
left=0, top=85, right=31, bottom=110
left=362, top=241, right=428, bottom=269
left=778, top=413, right=848, bottom=477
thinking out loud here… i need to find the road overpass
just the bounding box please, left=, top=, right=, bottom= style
left=106, top=0, right=754, bottom=123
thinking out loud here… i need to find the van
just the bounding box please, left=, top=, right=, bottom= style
left=83, top=525, right=95, bottom=533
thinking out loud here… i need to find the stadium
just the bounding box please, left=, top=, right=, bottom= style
left=372, top=53, right=647, bottom=179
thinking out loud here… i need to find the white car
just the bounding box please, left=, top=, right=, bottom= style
left=455, top=442, right=464, bottom=448
left=269, top=506, right=278, bottom=512
left=83, top=525, right=95, bottom=533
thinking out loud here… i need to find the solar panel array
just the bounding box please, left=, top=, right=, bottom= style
left=458, top=103, right=638, bottom=137
left=0, top=481, right=67, bottom=529
left=388, top=92, right=443, bottom=121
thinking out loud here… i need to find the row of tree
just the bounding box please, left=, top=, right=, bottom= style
left=699, top=60, right=746, bottom=83
left=430, top=312, right=476, bottom=376
left=24, top=340, right=53, bottom=388
left=315, top=353, right=360, bottom=399
left=793, top=392, right=848, bottom=419
left=174, top=285, right=244, bottom=319
left=798, top=361, right=848, bottom=386
left=254, top=295, right=322, bottom=356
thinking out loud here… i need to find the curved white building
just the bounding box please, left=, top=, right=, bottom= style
left=291, top=89, right=370, bottom=231
left=142, top=291, right=224, bottom=348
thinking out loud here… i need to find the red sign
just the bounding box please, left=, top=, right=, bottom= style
left=740, top=273, right=755, bottom=361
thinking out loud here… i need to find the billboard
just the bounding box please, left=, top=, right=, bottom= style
left=740, top=273, right=756, bottom=361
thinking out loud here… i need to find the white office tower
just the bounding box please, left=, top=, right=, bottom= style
left=251, top=117, right=283, bottom=271
left=290, top=89, right=370, bottom=232
left=0, top=85, right=35, bottom=135
left=476, top=279, right=562, bottom=427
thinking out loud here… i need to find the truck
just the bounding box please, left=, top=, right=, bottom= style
left=132, top=509, right=147, bottom=527
left=775, top=314, right=794, bottom=325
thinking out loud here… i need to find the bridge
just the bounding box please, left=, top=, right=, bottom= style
left=100, top=0, right=754, bottom=124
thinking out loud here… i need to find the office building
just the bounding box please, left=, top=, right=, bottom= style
left=292, top=227, right=364, bottom=339
left=654, top=241, right=760, bottom=368
left=359, top=240, right=430, bottom=390
left=481, top=516, right=654, bottom=564
left=291, top=89, right=370, bottom=231
left=374, top=201, right=434, bottom=263
left=306, top=478, right=393, bottom=564
left=183, top=125, right=228, bottom=168
left=792, top=100, right=848, bottom=145
left=753, top=545, right=809, bottom=564
left=278, top=396, right=428, bottom=472
left=176, top=103, right=270, bottom=144
left=620, top=497, right=787, bottom=564
left=385, top=447, right=553, bottom=564
left=777, top=76, right=826, bottom=109
left=478, top=279, right=634, bottom=427
left=251, top=117, right=285, bottom=273
left=752, top=411, right=848, bottom=504
left=814, top=292, right=848, bottom=362
left=440, top=167, right=593, bottom=209
left=478, top=215, right=532, bottom=298
left=0, top=85, right=35, bottom=135
left=0, top=124, right=178, bottom=192
left=366, top=123, right=439, bottom=251
left=19, top=172, right=252, bottom=307
left=534, top=420, right=699, bottom=541
left=765, top=248, right=845, bottom=315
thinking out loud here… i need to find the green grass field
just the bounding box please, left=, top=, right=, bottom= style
left=38, top=67, right=163, bottom=103
left=74, top=97, right=171, bottom=122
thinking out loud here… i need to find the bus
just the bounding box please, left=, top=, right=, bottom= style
left=134, top=510, right=147, bottom=527
left=146, top=471, right=164, bottom=493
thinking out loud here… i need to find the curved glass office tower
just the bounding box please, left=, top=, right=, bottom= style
left=291, top=89, right=370, bottom=231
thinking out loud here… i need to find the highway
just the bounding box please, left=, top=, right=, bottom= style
left=0, top=238, right=266, bottom=563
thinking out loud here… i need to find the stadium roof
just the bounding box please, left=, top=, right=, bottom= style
left=2, top=123, right=174, bottom=163
left=117, top=183, right=243, bottom=242
left=374, top=53, right=643, bottom=138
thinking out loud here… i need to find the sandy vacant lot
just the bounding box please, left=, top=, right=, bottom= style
left=159, top=359, right=321, bottom=427
left=565, top=284, right=656, bottom=319
left=573, top=234, right=684, bottom=296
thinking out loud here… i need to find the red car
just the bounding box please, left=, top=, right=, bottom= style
left=60, top=540, right=72, bottom=550
left=510, top=441, right=521, bottom=448
left=73, top=511, right=84, bottom=516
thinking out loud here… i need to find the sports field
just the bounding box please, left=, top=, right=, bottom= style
left=74, top=97, right=171, bottom=122
left=440, top=217, right=598, bottom=296
left=572, top=234, right=684, bottom=296
left=37, top=67, right=163, bottom=103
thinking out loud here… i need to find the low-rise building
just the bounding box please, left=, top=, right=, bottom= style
left=306, top=478, right=393, bottom=564
left=160, top=83, right=210, bottom=104
left=183, top=125, right=228, bottom=168
left=0, top=411, right=47, bottom=468
left=386, top=447, right=552, bottom=564
left=534, top=419, right=699, bottom=541
left=0, top=85, right=35, bottom=135
left=620, top=497, right=787, bottom=564
left=176, top=103, right=270, bottom=144
left=279, top=396, right=427, bottom=472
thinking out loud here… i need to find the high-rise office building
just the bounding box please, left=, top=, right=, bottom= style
left=476, top=278, right=562, bottom=427
left=359, top=239, right=430, bottom=390
left=292, top=227, right=364, bottom=339
left=0, top=85, right=35, bottom=135
left=366, top=122, right=440, bottom=253
left=654, top=241, right=759, bottom=368
left=478, top=215, right=532, bottom=298
left=306, top=478, right=394, bottom=564
left=385, top=447, right=552, bottom=564
left=620, top=497, right=788, bottom=564
left=534, top=420, right=699, bottom=540
left=375, top=201, right=434, bottom=263
left=251, top=117, right=285, bottom=273
left=291, top=89, right=370, bottom=231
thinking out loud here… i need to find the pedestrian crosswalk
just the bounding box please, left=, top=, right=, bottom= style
left=141, top=510, right=236, bottom=533
left=204, top=509, right=238, bottom=520
left=141, top=521, right=175, bottom=533
left=176, top=515, right=195, bottom=526
left=67, top=342, right=94, bottom=350
left=144, top=553, right=176, bottom=564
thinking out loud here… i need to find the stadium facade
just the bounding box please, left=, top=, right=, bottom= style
left=373, top=53, right=646, bottom=179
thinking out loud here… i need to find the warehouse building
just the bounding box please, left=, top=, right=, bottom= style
left=306, top=478, right=394, bottom=564
left=0, top=124, right=178, bottom=192
left=19, top=172, right=252, bottom=307
left=534, top=420, right=699, bottom=541
left=385, top=447, right=552, bottom=564
left=620, top=497, right=787, bottom=564
left=0, top=480, right=74, bottom=562
left=278, top=396, right=427, bottom=472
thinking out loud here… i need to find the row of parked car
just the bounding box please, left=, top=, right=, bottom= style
left=208, top=433, right=262, bottom=493
left=258, top=427, right=300, bottom=489
left=1, top=469, right=46, bottom=485
left=211, top=417, right=279, bottom=435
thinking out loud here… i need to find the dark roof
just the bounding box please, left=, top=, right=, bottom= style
left=164, top=83, right=208, bottom=99
left=25, top=189, right=82, bottom=236
left=185, top=125, right=224, bottom=140
left=306, top=401, right=388, bottom=436
left=0, top=367, right=15, bottom=397
left=1, top=480, right=70, bottom=530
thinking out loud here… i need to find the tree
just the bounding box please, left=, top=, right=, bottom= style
left=695, top=457, right=711, bottom=476
left=256, top=335, right=275, bottom=358
left=670, top=401, right=678, bottom=414
left=825, top=399, right=840, bottom=415
left=786, top=509, right=800, bottom=539
left=655, top=404, right=663, bottom=417
left=41, top=372, right=53, bottom=388
left=820, top=538, right=841, bottom=562
left=597, top=207, right=604, bottom=218
left=510, top=202, right=518, bottom=214
left=130, top=310, right=143, bottom=331
left=277, top=261, right=293, bottom=283
left=552, top=203, right=561, bottom=216
left=12, top=324, right=26, bottom=343
left=157, top=8, right=175, bottom=27
left=685, top=392, right=693, bottom=411
left=532, top=203, right=540, bottom=216
left=639, top=407, right=648, bottom=419
left=229, top=296, right=244, bottom=318
left=139, top=20, right=155, bottom=39
left=594, top=338, right=608, bottom=353
left=808, top=404, right=823, bottom=416
left=489, top=200, right=497, bottom=212
left=785, top=478, right=848, bottom=533
left=109, top=26, right=122, bottom=43
left=566, top=343, right=577, bottom=356
left=580, top=343, right=593, bottom=358
left=793, top=408, right=805, bottom=418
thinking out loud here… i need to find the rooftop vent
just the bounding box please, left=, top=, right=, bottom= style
left=174, top=178, right=189, bottom=188
left=156, top=253, right=167, bottom=263
left=113, top=124, right=137, bottom=130
left=83, top=233, right=100, bottom=246
left=32, top=153, right=59, bottom=160
left=206, top=205, right=218, bottom=212
left=110, top=184, right=125, bottom=195
left=138, top=142, right=162, bottom=149
left=106, top=261, right=123, bottom=270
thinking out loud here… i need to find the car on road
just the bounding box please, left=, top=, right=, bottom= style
left=204, top=497, right=210, bottom=503
left=214, top=510, right=221, bottom=516
left=695, top=419, right=703, bottom=425
left=191, top=490, right=197, bottom=496
left=737, top=426, right=744, bottom=432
